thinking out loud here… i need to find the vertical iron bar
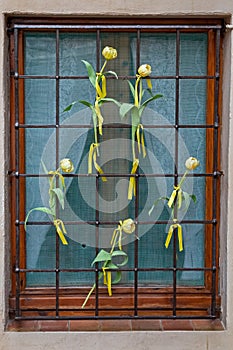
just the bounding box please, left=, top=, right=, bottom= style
left=95, top=29, right=100, bottom=316
left=133, top=28, right=141, bottom=317
left=211, top=28, right=221, bottom=317
left=136, top=29, right=140, bottom=67
left=14, top=27, right=21, bottom=318
left=95, top=175, right=99, bottom=316
left=55, top=29, right=60, bottom=318
left=172, top=29, right=181, bottom=317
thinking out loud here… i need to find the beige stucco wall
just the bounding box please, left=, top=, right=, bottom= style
left=0, top=1, right=233, bottom=349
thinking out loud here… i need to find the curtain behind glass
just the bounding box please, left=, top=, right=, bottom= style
left=24, top=31, right=207, bottom=287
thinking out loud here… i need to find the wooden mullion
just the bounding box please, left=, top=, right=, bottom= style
left=205, top=29, right=220, bottom=292
left=18, top=30, right=26, bottom=291
left=10, top=29, right=26, bottom=296
left=9, top=28, right=17, bottom=296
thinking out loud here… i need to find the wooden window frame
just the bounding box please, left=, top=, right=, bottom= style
left=8, top=17, right=223, bottom=322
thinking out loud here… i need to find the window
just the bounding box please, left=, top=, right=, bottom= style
left=8, top=18, right=222, bottom=322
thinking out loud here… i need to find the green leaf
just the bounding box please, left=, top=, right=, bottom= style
left=63, top=101, right=79, bottom=112
left=190, top=194, right=197, bottom=203
left=41, top=160, right=48, bottom=174
left=51, top=188, right=65, bottom=209
left=79, top=100, right=94, bottom=109
left=82, top=60, right=96, bottom=88
left=99, top=98, right=121, bottom=108
left=112, top=271, right=122, bottom=285
left=24, top=207, right=54, bottom=230
left=111, top=250, right=128, bottom=267
left=139, top=93, right=163, bottom=111
left=105, top=262, right=118, bottom=269
left=148, top=204, right=155, bottom=216
left=49, top=190, right=56, bottom=213
left=127, top=80, right=136, bottom=99
left=91, top=249, right=111, bottom=266
left=149, top=197, right=170, bottom=216
left=58, top=174, right=66, bottom=190
left=105, top=70, right=118, bottom=79
left=131, top=107, right=140, bottom=129
left=146, top=88, right=154, bottom=97
left=119, top=103, right=135, bottom=119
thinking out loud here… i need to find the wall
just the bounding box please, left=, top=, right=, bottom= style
left=0, top=1, right=233, bottom=349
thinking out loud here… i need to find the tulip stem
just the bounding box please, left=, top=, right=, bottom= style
left=178, top=170, right=189, bottom=188
left=99, top=60, right=107, bottom=75
left=81, top=283, right=96, bottom=309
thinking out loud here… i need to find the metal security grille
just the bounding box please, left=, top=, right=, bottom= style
left=8, top=19, right=223, bottom=321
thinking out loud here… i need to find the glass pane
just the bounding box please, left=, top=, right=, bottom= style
left=179, top=79, right=207, bottom=125
left=180, top=33, right=207, bottom=76
left=25, top=79, right=56, bottom=124
left=140, top=33, right=176, bottom=76
left=178, top=128, right=206, bottom=173
left=24, top=32, right=56, bottom=76
left=26, top=272, right=56, bottom=287
left=59, top=33, right=96, bottom=76
left=141, top=79, right=176, bottom=125
left=177, top=224, right=205, bottom=286
left=100, top=32, right=137, bottom=75
left=25, top=128, right=56, bottom=174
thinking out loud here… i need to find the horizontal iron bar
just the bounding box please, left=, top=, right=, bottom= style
left=14, top=315, right=217, bottom=321
left=9, top=172, right=217, bottom=178
left=16, top=267, right=215, bottom=273
left=15, top=306, right=209, bottom=312
left=12, top=73, right=217, bottom=80
left=12, top=24, right=223, bottom=30
left=19, top=219, right=216, bottom=225
left=15, top=123, right=217, bottom=129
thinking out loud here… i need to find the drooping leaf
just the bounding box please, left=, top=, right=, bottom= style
left=99, top=98, right=121, bottom=108
left=119, top=103, right=135, bottom=119
left=63, top=101, right=79, bottom=112
left=111, top=250, right=128, bottom=267
left=24, top=207, right=54, bottom=230
left=91, top=249, right=112, bottom=266
left=105, top=70, right=118, bottom=79
left=58, top=174, right=66, bottom=191
left=190, top=194, right=197, bottom=203
left=105, top=261, right=118, bottom=269
left=51, top=188, right=65, bottom=209
left=41, top=160, right=48, bottom=175
left=146, top=88, right=153, bottom=97
left=131, top=107, right=140, bottom=127
left=127, top=80, right=136, bottom=99
left=82, top=60, right=96, bottom=88
left=79, top=100, right=95, bottom=111
left=148, top=205, right=155, bottom=216
left=49, top=190, right=56, bottom=213
left=139, top=93, right=163, bottom=111
left=149, top=196, right=170, bottom=216
left=112, top=271, right=122, bottom=285
left=180, top=191, right=192, bottom=212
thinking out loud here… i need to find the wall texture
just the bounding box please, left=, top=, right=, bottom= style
left=1, top=1, right=233, bottom=349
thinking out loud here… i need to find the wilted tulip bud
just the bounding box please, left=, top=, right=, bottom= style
left=102, top=46, right=117, bottom=60
left=138, top=64, right=152, bottom=77
left=185, top=157, right=200, bottom=170
left=60, top=158, right=74, bottom=173
left=121, top=218, right=135, bottom=234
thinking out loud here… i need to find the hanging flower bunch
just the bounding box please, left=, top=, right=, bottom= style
left=119, top=64, right=163, bottom=199
left=64, top=46, right=120, bottom=181
left=24, top=158, right=74, bottom=245
left=82, top=218, right=136, bottom=308
left=149, top=157, right=200, bottom=252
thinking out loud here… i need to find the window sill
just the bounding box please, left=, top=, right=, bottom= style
left=7, top=319, right=224, bottom=332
